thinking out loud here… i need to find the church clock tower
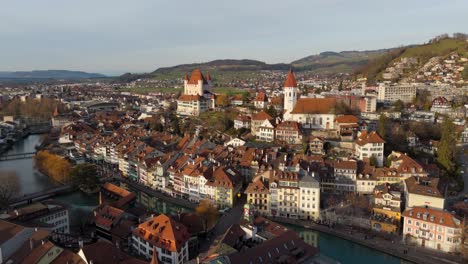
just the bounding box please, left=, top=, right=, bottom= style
left=283, top=69, right=298, bottom=114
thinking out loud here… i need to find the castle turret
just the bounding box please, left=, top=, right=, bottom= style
left=283, top=69, right=298, bottom=113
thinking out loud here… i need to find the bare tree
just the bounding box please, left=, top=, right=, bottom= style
left=0, top=171, right=20, bottom=209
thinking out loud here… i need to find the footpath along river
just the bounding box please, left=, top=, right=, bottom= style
left=0, top=135, right=408, bottom=264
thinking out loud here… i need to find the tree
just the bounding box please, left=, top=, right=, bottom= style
left=70, top=163, right=99, bottom=189
left=266, top=105, right=278, bottom=118
left=215, top=94, right=229, bottom=107
left=0, top=171, right=20, bottom=209
left=34, top=151, right=72, bottom=183
left=337, top=80, right=343, bottom=91
left=195, top=199, right=218, bottom=232
left=437, top=118, right=458, bottom=173
left=393, top=100, right=404, bottom=112
left=378, top=114, right=388, bottom=140
left=241, top=91, right=250, bottom=102
left=369, top=155, right=378, bottom=167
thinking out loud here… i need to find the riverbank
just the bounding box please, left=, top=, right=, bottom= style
left=268, top=216, right=463, bottom=264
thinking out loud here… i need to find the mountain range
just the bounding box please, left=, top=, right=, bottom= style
left=0, top=70, right=106, bottom=80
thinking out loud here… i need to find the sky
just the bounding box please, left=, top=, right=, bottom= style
left=1, top=0, right=467, bottom=75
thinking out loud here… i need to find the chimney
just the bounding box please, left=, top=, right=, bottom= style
left=78, top=238, right=84, bottom=248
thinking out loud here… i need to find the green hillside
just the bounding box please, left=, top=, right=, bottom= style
left=119, top=50, right=389, bottom=84
left=356, top=37, right=468, bottom=83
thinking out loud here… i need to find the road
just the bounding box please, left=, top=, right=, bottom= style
left=199, top=199, right=245, bottom=252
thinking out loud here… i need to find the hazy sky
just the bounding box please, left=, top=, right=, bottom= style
left=1, top=0, right=467, bottom=75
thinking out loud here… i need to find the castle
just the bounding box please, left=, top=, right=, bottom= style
left=177, top=69, right=214, bottom=116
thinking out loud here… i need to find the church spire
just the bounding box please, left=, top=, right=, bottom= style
left=53, top=106, right=59, bottom=117
left=284, top=68, right=297, bottom=88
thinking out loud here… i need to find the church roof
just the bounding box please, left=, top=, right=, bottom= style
left=284, top=69, right=297, bottom=88
left=289, top=98, right=336, bottom=114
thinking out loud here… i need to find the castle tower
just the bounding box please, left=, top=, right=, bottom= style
left=183, top=73, right=189, bottom=94
left=183, top=69, right=209, bottom=96
left=283, top=69, right=298, bottom=113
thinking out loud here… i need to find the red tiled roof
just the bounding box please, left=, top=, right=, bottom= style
left=251, top=111, right=273, bottom=121
left=403, top=206, right=461, bottom=228
left=356, top=131, right=385, bottom=146
left=290, top=98, right=337, bottom=114
left=284, top=69, right=297, bottom=87
left=178, top=94, right=202, bottom=101
left=187, top=69, right=208, bottom=85
left=254, top=92, right=268, bottom=102
left=335, top=115, right=358, bottom=124
left=133, top=214, right=190, bottom=252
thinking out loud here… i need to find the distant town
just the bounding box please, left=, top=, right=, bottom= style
left=0, top=34, right=467, bottom=264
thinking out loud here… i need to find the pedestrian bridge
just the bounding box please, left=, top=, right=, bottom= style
left=9, top=184, right=74, bottom=207
left=0, top=152, right=37, bottom=161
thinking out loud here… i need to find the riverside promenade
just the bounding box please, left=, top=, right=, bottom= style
left=268, top=216, right=464, bottom=264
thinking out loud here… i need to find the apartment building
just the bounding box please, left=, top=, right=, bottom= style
left=403, top=206, right=462, bottom=253
left=377, top=83, right=417, bottom=103
left=132, top=214, right=190, bottom=263
left=355, top=131, right=385, bottom=167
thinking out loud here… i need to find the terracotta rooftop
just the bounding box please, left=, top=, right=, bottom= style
left=254, top=92, right=268, bottom=102
left=251, top=111, right=273, bottom=121
left=356, top=131, right=385, bottom=146
left=335, top=115, right=359, bottom=124
left=178, top=94, right=203, bottom=101
left=245, top=179, right=269, bottom=195
left=133, top=214, right=190, bottom=252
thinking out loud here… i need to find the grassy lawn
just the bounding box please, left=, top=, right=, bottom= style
left=213, top=87, right=247, bottom=95
left=118, top=87, right=182, bottom=94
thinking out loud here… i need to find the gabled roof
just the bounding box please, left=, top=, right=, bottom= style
left=284, top=69, right=297, bottom=88
left=403, top=206, right=461, bottom=228
left=245, top=179, right=269, bottom=194
left=254, top=92, right=268, bottom=102
left=133, top=214, right=190, bottom=252
left=251, top=111, right=273, bottom=121
left=290, top=98, right=337, bottom=114
left=356, top=131, right=385, bottom=146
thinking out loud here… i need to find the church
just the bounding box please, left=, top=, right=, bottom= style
left=283, top=69, right=338, bottom=130
left=177, top=69, right=215, bottom=116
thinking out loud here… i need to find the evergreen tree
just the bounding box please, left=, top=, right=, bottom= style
left=378, top=114, right=388, bottom=140
left=437, top=118, right=458, bottom=173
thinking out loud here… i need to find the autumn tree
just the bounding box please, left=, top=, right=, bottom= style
left=34, top=151, right=72, bottom=183
left=0, top=171, right=20, bottom=209
left=437, top=118, right=458, bottom=174
left=195, top=199, right=218, bottom=232
left=215, top=94, right=229, bottom=107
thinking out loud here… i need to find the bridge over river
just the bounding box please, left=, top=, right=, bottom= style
left=0, top=151, right=37, bottom=161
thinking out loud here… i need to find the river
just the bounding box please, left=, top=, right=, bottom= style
left=0, top=135, right=407, bottom=264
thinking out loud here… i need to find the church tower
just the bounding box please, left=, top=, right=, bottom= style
left=283, top=69, right=298, bottom=113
